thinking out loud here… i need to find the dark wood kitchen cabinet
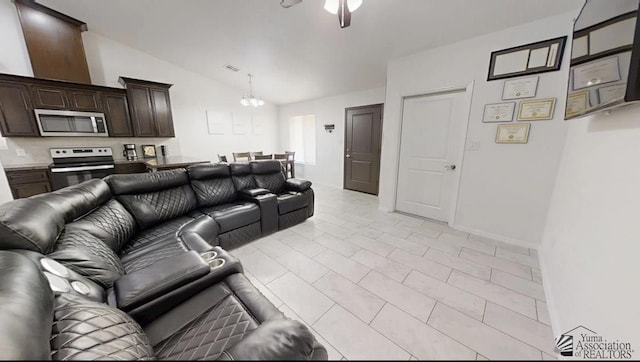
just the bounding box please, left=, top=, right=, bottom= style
left=68, top=89, right=102, bottom=112
left=102, top=92, right=133, bottom=137
left=30, top=84, right=102, bottom=112
left=0, top=81, right=39, bottom=137
left=5, top=168, right=51, bottom=199
left=30, top=85, right=69, bottom=110
left=119, top=77, right=175, bottom=138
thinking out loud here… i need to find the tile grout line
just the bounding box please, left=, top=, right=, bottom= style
left=431, top=302, right=555, bottom=359
left=424, top=302, right=484, bottom=357
left=367, top=301, right=388, bottom=327
left=442, top=269, right=544, bottom=323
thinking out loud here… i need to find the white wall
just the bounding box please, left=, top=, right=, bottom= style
left=278, top=87, right=386, bottom=187
left=541, top=105, right=640, bottom=349
left=0, top=0, right=279, bottom=167
left=380, top=11, right=578, bottom=246
left=0, top=160, right=12, bottom=204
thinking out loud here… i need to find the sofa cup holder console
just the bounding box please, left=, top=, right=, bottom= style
left=200, top=251, right=225, bottom=269
left=40, top=257, right=98, bottom=298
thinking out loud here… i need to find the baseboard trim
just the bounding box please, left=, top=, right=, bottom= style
left=537, top=248, right=561, bottom=340
left=450, top=223, right=539, bottom=250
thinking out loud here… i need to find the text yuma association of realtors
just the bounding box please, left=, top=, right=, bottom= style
left=576, top=334, right=633, bottom=359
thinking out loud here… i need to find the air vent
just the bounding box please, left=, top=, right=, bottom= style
left=224, top=64, right=240, bottom=72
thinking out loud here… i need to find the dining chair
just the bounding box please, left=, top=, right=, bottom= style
left=273, top=153, right=288, bottom=177
left=217, top=154, right=228, bottom=163
left=233, top=152, right=251, bottom=162
left=254, top=154, right=273, bottom=160
left=250, top=151, right=263, bottom=158
left=284, top=151, right=295, bottom=178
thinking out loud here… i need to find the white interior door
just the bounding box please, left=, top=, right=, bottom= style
left=395, top=91, right=467, bottom=222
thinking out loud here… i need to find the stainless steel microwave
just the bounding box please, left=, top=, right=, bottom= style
left=34, top=109, right=109, bottom=137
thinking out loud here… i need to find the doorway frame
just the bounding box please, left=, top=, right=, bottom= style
left=392, top=82, right=474, bottom=226
left=343, top=103, right=384, bottom=195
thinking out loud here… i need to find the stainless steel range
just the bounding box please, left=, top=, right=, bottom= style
left=49, top=147, right=115, bottom=190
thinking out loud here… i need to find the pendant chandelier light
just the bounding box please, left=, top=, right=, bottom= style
left=324, top=0, right=362, bottom=28
left=240, top=74, right=264, bottom=107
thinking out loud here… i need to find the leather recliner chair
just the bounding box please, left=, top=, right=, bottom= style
left=0, top=250, right=328, bottom=360
left=250, top=160, right=315, bottom=229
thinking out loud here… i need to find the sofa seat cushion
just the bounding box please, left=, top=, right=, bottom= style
left=48, top=229, right=125, bottom=288
left=277, top=192, right=309, bottom=215
left=51, top=294, right=155, bottom=361
left=201, top=202, right=261, bottom=233
left=123, top=216, right=194, bottom=254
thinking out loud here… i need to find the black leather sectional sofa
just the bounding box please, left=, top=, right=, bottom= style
left=0, top=160, right=325, bottom=360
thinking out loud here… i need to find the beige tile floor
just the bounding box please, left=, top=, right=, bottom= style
left=231, top=185, right=557, bottom=360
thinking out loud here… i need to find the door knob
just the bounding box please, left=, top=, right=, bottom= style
left=346, top=154, right=351, bottom=158
left=445, top=164, right=456, bottom=170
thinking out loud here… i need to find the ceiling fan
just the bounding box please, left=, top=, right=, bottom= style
left=280, top=0, right=363, bottom=28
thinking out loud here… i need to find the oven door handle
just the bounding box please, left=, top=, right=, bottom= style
left=50, top=164, right=115, bottom=173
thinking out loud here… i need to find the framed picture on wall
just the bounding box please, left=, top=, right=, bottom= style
left=517, top=98, right=556, bottom=121
left=496, top=123, right=531, bottom=144
left=482, top=102, right=515, bottom=122
left=488, top=36, right=567, bottom=80
left=502, top=76, right=539, bottom=99
left=141, top=144, right=157, bottom=158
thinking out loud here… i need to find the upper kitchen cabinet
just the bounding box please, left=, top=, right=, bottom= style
left=0, top=80, right=39, bottom=137
left=102, top=92, right=134, bottom=137
left=119, top=77, right=175, bottom=137
left=30, top=84, right=102, bottom=112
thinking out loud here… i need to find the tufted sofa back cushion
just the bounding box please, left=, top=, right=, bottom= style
left=48, top=229, right=125, bottom=288
left=250, top=161, right=286, bottom=194
left=0, top=198, right=63, bottom=254
left=0, top=179, right=112, bottom=254
left=32, top=179, right=112, bottom=222
left=66, top=200, right=137, bottom=253
left=105, top=169, right=198, bottom=230
left=230, top=163, right=256, bottom=191
left=188, top=164, right=236, bottom=207
left=51, top=294, right=155, bottom=360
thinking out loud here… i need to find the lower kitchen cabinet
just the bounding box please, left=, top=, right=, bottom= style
left=5, top=168, right=51, bottom=199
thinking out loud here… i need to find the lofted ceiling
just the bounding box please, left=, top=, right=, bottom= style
left=39, top=0, right=582, bottom=104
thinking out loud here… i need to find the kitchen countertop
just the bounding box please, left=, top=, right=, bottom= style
left=3, top=157, right=210, bottom=172
left=3, top=163, right=51, bottom=171
left=143, top=156, right=210, bottom=169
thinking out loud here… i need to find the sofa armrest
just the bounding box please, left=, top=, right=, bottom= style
left=216, top=319, right=321, bottom=361
left=124, top=247, right=243, bottom=326
left=114, top=251, right=209, bottom=312
left=238, top=188, right=271, bottom=198
left=238, top=191, right=278, bottom=235
left=285, top=178, right=312, bottom=192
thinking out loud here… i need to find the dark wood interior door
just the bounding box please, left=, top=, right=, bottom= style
left=344, top=104, right=383, bottom=195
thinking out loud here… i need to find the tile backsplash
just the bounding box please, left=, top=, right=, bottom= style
left=0, top=136, right=181, bottom=166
